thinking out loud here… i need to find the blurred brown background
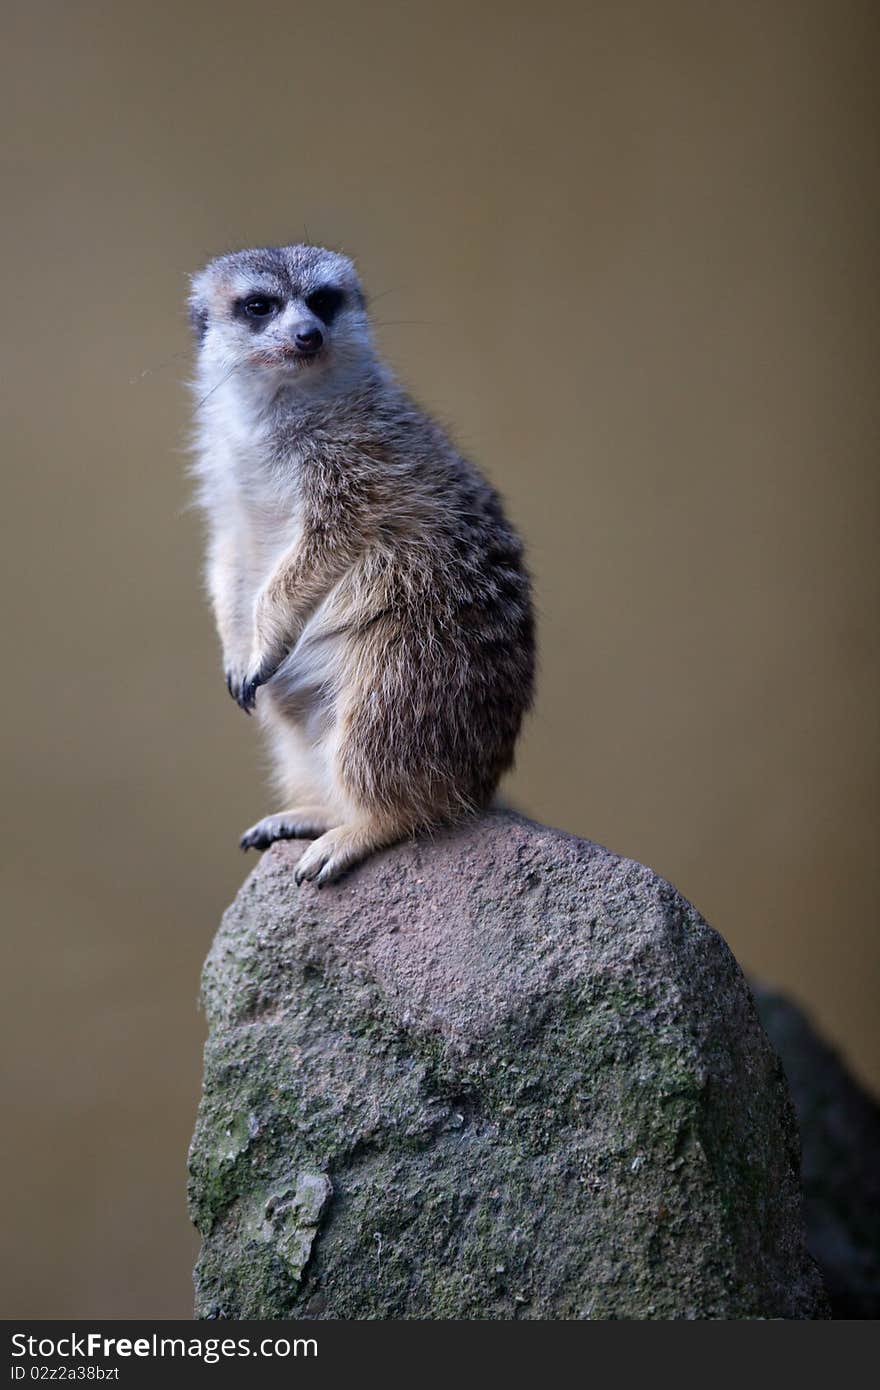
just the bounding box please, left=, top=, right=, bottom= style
left=2, top=0, right=877, bottom=1318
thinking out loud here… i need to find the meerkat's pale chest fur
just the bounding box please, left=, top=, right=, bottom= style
left=189, top=244, right=534, bottom=884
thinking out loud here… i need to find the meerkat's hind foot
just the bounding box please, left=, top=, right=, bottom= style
left=294, top=818, right=406, bottom=887
left=240, top=807, right=330, bottom=852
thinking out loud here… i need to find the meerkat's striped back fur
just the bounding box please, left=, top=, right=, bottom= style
left=189, top=244, right=534, bottom=884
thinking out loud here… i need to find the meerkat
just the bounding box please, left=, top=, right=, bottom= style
left=188, top=243, right=534, bottom=885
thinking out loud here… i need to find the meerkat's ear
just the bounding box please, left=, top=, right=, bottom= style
left=188, top=292, right=209, bottom=343
left=187, top=267, right=213, bottom=343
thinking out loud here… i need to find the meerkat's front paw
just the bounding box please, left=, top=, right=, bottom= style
left=227, top=656, right=280, bottom=713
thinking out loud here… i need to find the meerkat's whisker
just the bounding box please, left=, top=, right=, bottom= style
left=365, top=286, right=407, bottom=303
left=129, top=347, right=192, bottom=384
left=193, top=355, right=249, bottom=410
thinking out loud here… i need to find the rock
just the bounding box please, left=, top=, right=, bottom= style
left=753, top=988, right=880, bottom=1318
left=188, top=811, right=826, bottom=1319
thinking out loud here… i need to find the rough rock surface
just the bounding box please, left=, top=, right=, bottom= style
left=754, top=988, right=880, bottom=1319
left=188, top=811, right=826, bottom=1319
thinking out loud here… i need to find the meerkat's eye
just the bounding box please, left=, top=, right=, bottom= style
left=239, top=294, right=281, bottom=320
left=305, top=286, right=345, bottom=324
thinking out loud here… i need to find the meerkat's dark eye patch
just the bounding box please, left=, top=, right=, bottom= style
left=305, top=286, right=346, bottom=324
left=236, top=294, right=282, bottom=323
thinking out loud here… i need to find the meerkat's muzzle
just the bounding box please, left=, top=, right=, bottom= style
left=293, top=326, right=324, bottom=356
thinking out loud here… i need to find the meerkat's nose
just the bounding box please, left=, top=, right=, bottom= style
left=294, top=326, right=324, bottom=354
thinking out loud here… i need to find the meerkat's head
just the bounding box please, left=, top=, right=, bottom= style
left=188, top=244, right=373, bottom=401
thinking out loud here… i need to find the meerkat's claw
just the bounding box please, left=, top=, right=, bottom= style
left=225, top=668, right=245, bottom=703
left=225, top=667, right=256, bottom=714
left=237, top=656, right=284, bottom=713
left=237, top=673, right=261, bottom=712
left=240, top=819, right=280, bottom=850
left=295, top=829, right=348, bottom=885
left=240, top=808, right=330, bottom=852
